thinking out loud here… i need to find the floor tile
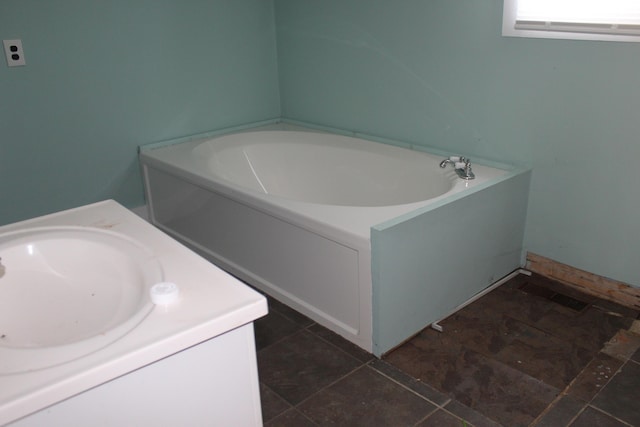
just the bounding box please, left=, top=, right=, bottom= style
left=442, top=350, right=559, bottom=426
left=601, top=329, right=640, bottom=361
left=258, top=330, right=361, bottom=405
left=565, top=352, right=624, bottom=402
left=369, top=359, right=450, bottom=406
left=519, top=281, right=558, bottom=299
left=383, top=328, right=465, bottom=388
left=255, top=310, right=307, bottom=351
left=307, top=323, right=374, bottom=364
left=525, top=274, right=598, bottom=305
left=495, top=322, right=593, bottom=389
left=264, top=408, right=317, bottom=427
left=297, top=366, right=436, bottom=427
left=591, top=299, right=640, bottom=320
left=550, top=293, right=590, bottom=311
left=629, top=320, right=640, bottom=335
left=570, top=406, right=629, bottom=427
left=532, top=395, right=585, bottom=427
left=466, top=286, right=554, bottom=325
left=267, top=296, right=316, bottom=328
left=255, top=273, right=637, bottom=427
left=535, top=306, right=632, bottom=353
left=415, top=409, right=465, bottom=426
left=388, top=345, right=559, bottom=427
left=591, top=361, right=640, bottom=426
left=439, top=309, right=528, bottom=357
left=260, top=382, right=292, bottom=423
left=444, top=400, right=503, bottom=427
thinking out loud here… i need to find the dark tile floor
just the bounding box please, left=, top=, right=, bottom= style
left=255, top=273, right=640, bottom=426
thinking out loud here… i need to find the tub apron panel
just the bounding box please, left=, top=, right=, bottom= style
left=371, top=170, right=531, bottom=355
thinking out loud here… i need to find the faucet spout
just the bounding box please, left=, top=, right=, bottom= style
left=439, top=159, right=454, bottom=168
left=439, top=156, right=475, bottom=180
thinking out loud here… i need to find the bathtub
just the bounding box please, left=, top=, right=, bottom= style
left=140, top=127, right=531, bottom=355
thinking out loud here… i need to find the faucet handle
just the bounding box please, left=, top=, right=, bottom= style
left=454, top=158, right=470, bottom=169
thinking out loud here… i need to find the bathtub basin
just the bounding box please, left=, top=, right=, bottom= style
left=193, top=132, right=455, bottom=206
left=0, top=226, right=163, bottom=374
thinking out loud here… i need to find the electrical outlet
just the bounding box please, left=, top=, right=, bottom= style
left=3, top=39, right=26, bottom=67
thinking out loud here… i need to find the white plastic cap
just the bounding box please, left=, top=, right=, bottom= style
left=150, top=282, right=180, bottom=305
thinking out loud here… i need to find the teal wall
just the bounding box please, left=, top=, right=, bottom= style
left=0, top=0, right=280, bottom=225
left=275, top=0, right=640, bottom=287
left=2, top=0, right=638, bottom=288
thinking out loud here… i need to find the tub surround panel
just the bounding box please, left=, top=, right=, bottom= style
left=371, top=169, right=531, bottom=355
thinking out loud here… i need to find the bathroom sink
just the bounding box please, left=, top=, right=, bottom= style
left=0, top=226, right=163, bottom=374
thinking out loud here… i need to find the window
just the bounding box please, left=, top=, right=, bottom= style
left=503, top=0, right=640, bottom=42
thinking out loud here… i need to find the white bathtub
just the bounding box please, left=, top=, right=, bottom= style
left=140, top=128, right=530, bottom=355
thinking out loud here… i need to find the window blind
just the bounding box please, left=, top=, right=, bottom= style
left=515, top=0, right=640, bottom=36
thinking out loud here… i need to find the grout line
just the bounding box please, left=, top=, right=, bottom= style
left=290, top=408, right=320, bottom=427
left=260, top=277, right=637, bottom=427
left=367, top=360, right=452, bottom=408
left=259, top=353, right=364, bottom=423
left=585, top=405, right=634, bottom=427
left=258, top=382, right=295, bottom=424
left=411, top=406, right=441, bottom=426
left=289, top=364, right=368, bottom=409
left=302, top=321, right=375, bottom=365
left=564, top=404, right=588, bottom=427
left=255, top=323, right=310, bottom=354
left=527, top=392, right=575, bottom=426
left=267, top=301, right=317, bottom=328
left=365, top=363, right=476, bottom=427
left=259, top=315, right=372, bottom=418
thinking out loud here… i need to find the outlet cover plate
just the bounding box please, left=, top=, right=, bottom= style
left=3, top=39, right=26, bottom=67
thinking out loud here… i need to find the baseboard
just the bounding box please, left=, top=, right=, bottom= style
left=526, top=252, right=640, bottom=310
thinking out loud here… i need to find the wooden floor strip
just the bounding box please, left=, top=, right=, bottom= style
left=526, top=252, right=640, bottom=310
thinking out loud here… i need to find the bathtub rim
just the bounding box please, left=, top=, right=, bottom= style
left=139, top=126, right=527, bottom=244
left=139, top=119, right=525, bottom=173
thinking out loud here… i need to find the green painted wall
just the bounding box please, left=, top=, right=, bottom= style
left=275, top=0, right=640, bottom=287
left=2, top=0, right=638, bottom=288
left=0, top=0, right=280, bottom=225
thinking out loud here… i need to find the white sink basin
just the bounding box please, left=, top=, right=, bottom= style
left=0, top=226, right=163, bottom=374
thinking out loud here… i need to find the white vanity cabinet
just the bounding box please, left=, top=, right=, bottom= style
left=0, top=200, right=267, bottom=426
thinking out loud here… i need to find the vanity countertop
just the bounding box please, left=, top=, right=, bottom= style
left=0, top=200, right=267, bottom=425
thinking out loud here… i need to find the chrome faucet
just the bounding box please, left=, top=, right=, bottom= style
left=439, top=159, right=455, bottom=168
left=439, top=156, right=475, bottom=180
left=439, top=156, right=466, bottom=168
